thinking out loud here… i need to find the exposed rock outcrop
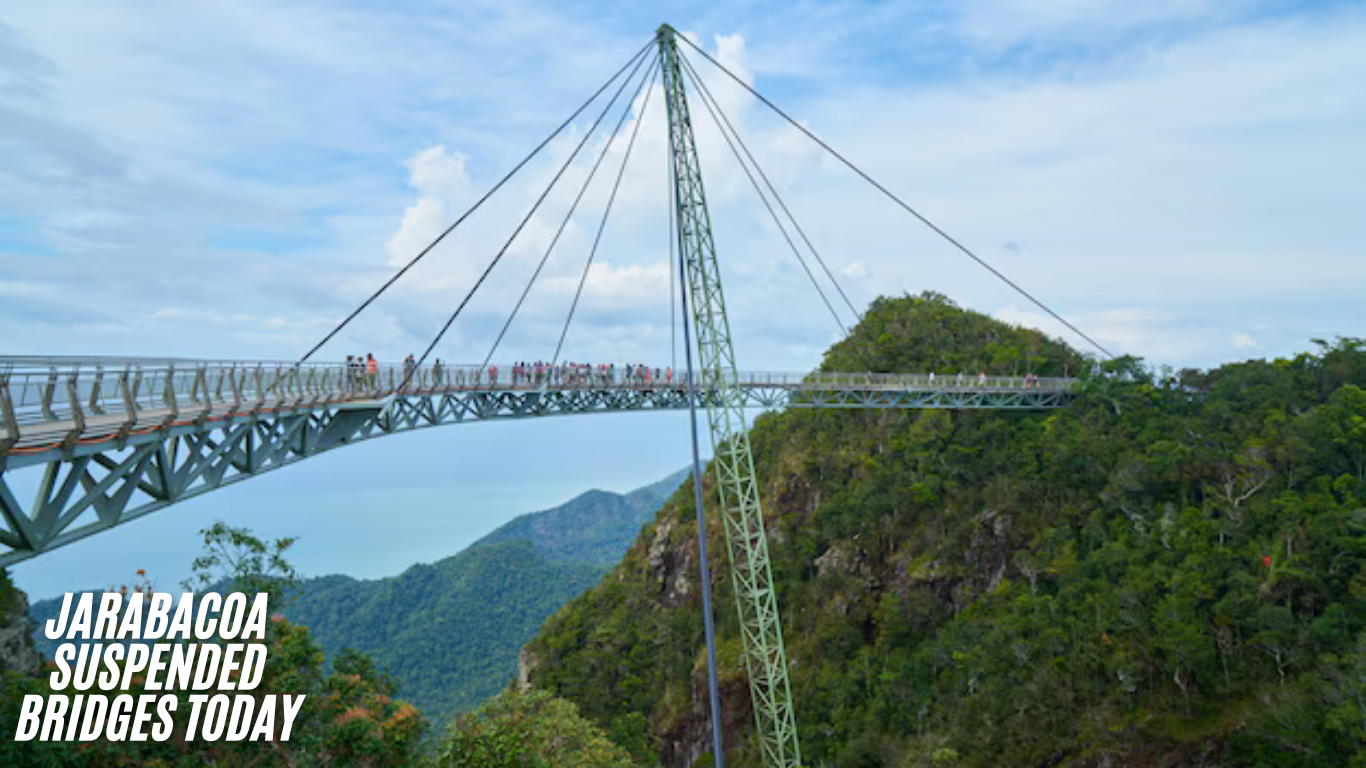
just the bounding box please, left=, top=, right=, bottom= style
left=517, top=646, right=539, bottom=691
left=0, top=574, right=43, bottom=676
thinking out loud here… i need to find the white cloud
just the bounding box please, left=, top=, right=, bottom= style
left=713, top=33, right=753, bottom=86
left=547, top=261, right=669, bottom=308
left=1231, top=333, right=1258, bottom=349
left=386, top=145, right=471, bottom=267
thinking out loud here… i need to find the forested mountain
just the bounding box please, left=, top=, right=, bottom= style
left=525, top=293, right=1366, bottom=768
left=27, top=472, right=686, bottom=724
left=286, top=539, right=603, bottom=721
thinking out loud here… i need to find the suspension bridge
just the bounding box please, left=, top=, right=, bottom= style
left=0, top=359, right=1074, bottom=563
left=0, top=25, right=1108, bottom=768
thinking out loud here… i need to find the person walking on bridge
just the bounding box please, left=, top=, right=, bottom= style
left=403, top=354, right=416, bottom=392
left=366, top=353, right=377, bottom=389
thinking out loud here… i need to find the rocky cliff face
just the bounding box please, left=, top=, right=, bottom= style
left=0, top=574, right=42, bottom=677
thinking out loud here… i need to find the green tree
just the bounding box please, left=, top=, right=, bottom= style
left=183, top=521, right=301, bottom=610
left=1317, top=385, right=1366, bottom=485
left=431, top=688, right=637, bottom=768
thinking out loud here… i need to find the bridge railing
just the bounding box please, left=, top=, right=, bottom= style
left=0, top=359, right=351, bottom=433
left=790, top=371, right=1077, bottom=391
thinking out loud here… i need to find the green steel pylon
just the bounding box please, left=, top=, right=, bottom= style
left=657, top=25, right=802, bottom=768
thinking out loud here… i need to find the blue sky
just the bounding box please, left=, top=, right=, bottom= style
left=3, top=0, right=1364, bottom=598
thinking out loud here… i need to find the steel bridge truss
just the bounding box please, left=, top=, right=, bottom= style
left=0, top=388, right=686, bottom=566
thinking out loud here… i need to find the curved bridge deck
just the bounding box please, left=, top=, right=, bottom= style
left=0, top=358, right=1077, bottom=564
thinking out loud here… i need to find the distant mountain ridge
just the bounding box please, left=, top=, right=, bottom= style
left=479, top=468, right=690, bottom=565
left=28, top=468, right=689, bottom=723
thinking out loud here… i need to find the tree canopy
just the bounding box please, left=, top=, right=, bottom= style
left=529, top=294, right=1366, bottom=767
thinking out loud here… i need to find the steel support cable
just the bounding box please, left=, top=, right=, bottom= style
left=678, top=60, right=849, bottom=337
left=677, top=160, right=729, bottom=768
left=678, top=53, right=861, bottom=325
left=668, top=117, right=679, bottom=373
left=479, top=58, right=660, bottom=372
left=297, top=38, right=655, bottom=364
left=674, top=39, right=1115, bottom=359
left=550, top=60, right=658, bottom=366
left=396, top=50, right=653, bottom=393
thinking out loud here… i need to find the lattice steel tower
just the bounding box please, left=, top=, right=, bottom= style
left=658, top=24, right=801, bottom=768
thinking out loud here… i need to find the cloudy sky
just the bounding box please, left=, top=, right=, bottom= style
left=4, top=0, right=1363, bottom=597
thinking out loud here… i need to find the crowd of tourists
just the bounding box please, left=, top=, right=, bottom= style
left=345, top=353, right=378, bottom=389
left=342, top=355, right=678, bottom=392
left=506, top=361, right=673, bottom=387
left=927, top=371, right=1043, bottom=388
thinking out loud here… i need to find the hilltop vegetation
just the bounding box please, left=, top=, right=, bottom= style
left=527, top=293, right=1366, bottom=767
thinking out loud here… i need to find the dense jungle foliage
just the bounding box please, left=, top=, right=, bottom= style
left=432, top=688, right=638, bottom=768
left=527, top=293, right=1366, bottom=768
